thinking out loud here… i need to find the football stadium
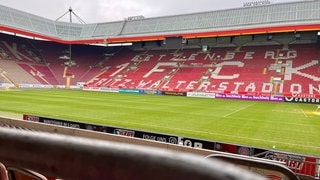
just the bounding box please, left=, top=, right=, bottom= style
left=0, top=0, right=320, bottom=179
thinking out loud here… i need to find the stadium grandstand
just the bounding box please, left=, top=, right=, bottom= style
left=0, top=0, right=320, bottom=179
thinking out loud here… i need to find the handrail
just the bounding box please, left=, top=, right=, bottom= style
left=6, top=166, right=47, bottom=180
left=0, top=163, right=8, bottom=180
left=207, top=154, right=300, bottom=180
left=0, top=127, right=265, bottom=180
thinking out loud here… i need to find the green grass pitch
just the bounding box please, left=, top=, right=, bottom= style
left=0, top=89, right=319, bottom=156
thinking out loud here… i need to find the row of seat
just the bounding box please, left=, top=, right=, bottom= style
left=86, top=45, right=320, bottom=95
left=0, top=33, right=319, bottom=95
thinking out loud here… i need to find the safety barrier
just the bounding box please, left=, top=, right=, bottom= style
left=0, top=126, right=265, bottom=180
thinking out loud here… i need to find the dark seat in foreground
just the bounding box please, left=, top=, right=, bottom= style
left=0, top=126, right=265, bottom=180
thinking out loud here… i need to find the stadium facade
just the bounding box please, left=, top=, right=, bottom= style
left=0, top=1, right=320, bottom=44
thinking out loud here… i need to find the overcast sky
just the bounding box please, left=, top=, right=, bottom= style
left=0, top=0, right=304, bottom=23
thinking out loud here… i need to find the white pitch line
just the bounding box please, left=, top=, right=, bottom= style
left=102, top=116, right=320, bottom=150
left=301, top=109, right=308, bottom=118
left=106, top=118, right=320, bottom=150
left=223, top=102, right=256, bottom=118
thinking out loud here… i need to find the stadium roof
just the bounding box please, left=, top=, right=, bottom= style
left=0, top=0, right=320, bottom=44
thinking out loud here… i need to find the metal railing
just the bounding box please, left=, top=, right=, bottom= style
left=207, top=154, right=300, bottom=180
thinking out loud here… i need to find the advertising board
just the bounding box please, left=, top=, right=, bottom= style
left=284, top=97, right=320, bottom=104
left=23, top=114, right=319, bottom=178
left=215, top=93, right=284, bottom=102
left=162, top=91, right=186, bottom=96
left=187, top=92, right=215, bottom=98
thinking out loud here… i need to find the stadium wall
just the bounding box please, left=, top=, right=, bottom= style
left=20, top=114, right=320, bottom=179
